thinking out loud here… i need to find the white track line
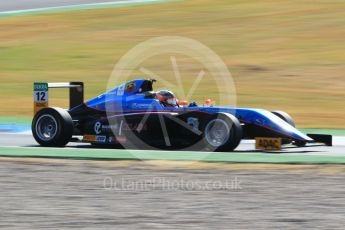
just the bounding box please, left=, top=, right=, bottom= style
left=0, top=131, right=32, bottom=135
left=333, top=136, right=345, bottom=146
left=0, top=0, right=164, bottom=15
left=1, top=132, right=345, bottom=145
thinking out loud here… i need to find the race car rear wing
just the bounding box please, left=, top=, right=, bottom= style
left=33, top=82, right=84, bottom=114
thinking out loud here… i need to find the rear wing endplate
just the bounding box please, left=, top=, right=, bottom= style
left=33, top=82, right=84, bottom=114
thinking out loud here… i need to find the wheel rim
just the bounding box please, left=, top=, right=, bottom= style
left=35, top=114, right=58, bottom=141
left=205, top=119, right=230, bottom=147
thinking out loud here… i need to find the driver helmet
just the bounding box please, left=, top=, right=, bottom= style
left=156, top=90, right=177, bottom=107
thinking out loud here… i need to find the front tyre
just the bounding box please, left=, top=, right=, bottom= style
left=271, top=111, right=295, bottom=127
left=32, top=107, right=73, bottom=147
left=203, top=113, right=242, bottom=152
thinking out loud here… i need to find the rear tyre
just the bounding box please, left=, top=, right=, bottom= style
left=202, top=113, right=242, bottom=152
left=32, top=107, right=73, bottom=147
left=272, top=111, right=295, bottom=127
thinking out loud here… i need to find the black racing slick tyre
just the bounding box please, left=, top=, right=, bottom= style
left=202, top=113, right=242, bottom=152
left=32, top=107, right=73, bottom=147
left=272, top=111, right=295, bottom=127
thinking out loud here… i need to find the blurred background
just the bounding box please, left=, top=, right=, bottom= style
left=0, top=0, right=344, bottom=128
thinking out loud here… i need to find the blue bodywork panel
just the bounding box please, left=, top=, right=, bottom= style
left=84, top=79, right=312, bottom=142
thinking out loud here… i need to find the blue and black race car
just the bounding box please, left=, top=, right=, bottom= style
left=32, top=79, right=332, bottom=151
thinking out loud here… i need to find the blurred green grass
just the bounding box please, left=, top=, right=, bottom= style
left=0, top=0, right=344, bottom=127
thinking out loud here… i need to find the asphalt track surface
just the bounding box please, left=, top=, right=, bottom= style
left=0, top=132, right=344, bottom=156
left=0, top=0, right=141, bottom=12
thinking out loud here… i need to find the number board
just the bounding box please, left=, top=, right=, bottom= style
left=34, top=83, right=48, bottom=114
left=255, top=137, right=282, bottom=151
